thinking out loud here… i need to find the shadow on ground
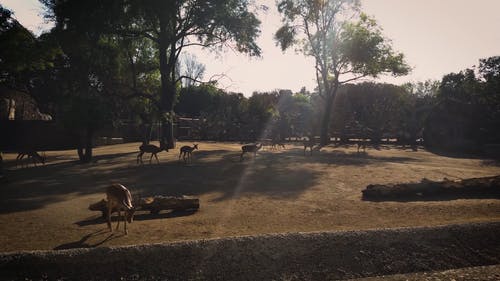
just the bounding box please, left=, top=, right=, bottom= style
left=0, top=148, right=325, bottom=213
left=53, top=229, right=124, bottom=250
left=76, top=210, right=198, bottom=227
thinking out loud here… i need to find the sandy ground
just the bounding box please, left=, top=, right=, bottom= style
left=0, top=141, right=499, bottom=252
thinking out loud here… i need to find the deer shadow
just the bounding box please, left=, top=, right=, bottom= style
left=53, top=229, right=122, bottom=250
left=76, top=210, right=198, bottom=227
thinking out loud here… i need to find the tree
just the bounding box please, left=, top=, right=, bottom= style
left=42, top=0, right=262, bottom=148
left=275, top=0, right=410, bottom=145
left=0, top=5, right=60, bottom=94
left=178, top=54, right=205, bottom=88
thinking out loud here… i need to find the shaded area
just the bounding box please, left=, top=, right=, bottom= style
left=362, top=175, right=500, bottom=202
left=1, top=222, right=499, bottom=281
left=0, top=148, right=324, bottom=214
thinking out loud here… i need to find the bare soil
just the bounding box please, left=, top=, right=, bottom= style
left=1, top=142, right=499, bottom=252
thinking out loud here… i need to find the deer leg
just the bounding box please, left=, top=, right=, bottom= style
left=107, top=203, right=113, bottom=232
left=137, top=152, right=144, bottom=164
left=16, top=154, right=22, bottom=167
left=124, top=216, right=128, bottom=235
left=116, top=209, right=121, bottom=230
left=240, top=151, right=245, bottom=161
left=149, top=153, right=154, bottom=164
left=154, top=153, right=159, bottom=164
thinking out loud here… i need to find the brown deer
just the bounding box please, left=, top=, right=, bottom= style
left=271, top=139, right=285, bottom=150
left=16, top=151, right=46, bottom=167
left=357, top=140, right=367, bottom=153
left=240, top=143, right=262, bottom=161
left=179, top=144, right=198, bottom=163
left=137, top=141, right=168, bottom=164
left=105, top=183, right=135, bottom=234
left=303, top=137, right=315, bottom=156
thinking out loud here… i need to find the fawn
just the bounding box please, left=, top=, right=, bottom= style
left=179, top=144, right=198, bottom=163
left=137, top=141, right=168, bottom=164
left=240, top=143, right=262, bottom=161
left=106, top=183, right=135, bottom=234
left=16, top=151, right=46, bottom=167
left=303, top=137, right=315, bottom=156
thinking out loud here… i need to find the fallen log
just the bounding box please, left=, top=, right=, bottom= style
left=89, top=195, right=200, bottom=217
left=362, top=175, right=500, bottom=201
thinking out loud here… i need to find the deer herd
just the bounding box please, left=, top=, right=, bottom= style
left=10, top=136, right=322, bottom=169
left=6, top=137, right=364, bottom=235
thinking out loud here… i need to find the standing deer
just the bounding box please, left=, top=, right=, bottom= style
left=357, top=140, right=367, bottom=153
left=179, top=144, right=198, bottom=163
left=240, top=143, right=262, bottom=161
left=271, top=139, right=285, bottom=150
left=137, top=141, right=168, bottom=164
left=303, top=137, right=315, bottom=156
left=16, top=151, right=46, bottom=167
left=106, top=183, right=135, bottom=235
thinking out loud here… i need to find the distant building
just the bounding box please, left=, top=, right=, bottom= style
left=0, top=86, right=52, bottom=121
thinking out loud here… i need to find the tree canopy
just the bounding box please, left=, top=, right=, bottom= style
left=275, top=0, right=410, bottom=145
left=41, top=0, right=262, bottom=148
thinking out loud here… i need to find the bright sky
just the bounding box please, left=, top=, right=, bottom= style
left=2, top=0, right=500, bottom=96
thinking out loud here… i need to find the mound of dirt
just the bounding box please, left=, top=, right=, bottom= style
left=1, top=222, right=499, bottom=280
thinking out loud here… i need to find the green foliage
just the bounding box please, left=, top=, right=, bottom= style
left=0, top=5, right=61, bottom=91
left=275, top=0, right=409, bottom=144
left=339, top=14, right=410, bottom=77
left=434, top=56, right=500, bottom=144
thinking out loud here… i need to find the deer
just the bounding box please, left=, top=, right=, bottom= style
left=137, top=141, right=168, bottom=164
left=240, top=143, right=262, bottom=161
left=105, top=183, right=135, bottom=235
left=271, top=139, right=285, bottom=150
left=303, top=137, right=315, bottom=156
left=179, top=144, right=198, bottom=163
left=357, top=140, right=366, bottom=153
left=16, top=150, right=46, bottom=167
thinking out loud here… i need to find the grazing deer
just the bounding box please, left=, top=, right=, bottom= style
left=240, top=143, right=262, bottom=161
left=137, top=141, right=168, bottom=164
left=303, top=137, right=315, bottom=156
left=106, top=183, right=135, bottom=235
left=271, top=139, right=285, bottom=150
left=179, top=144, right=198, bottom=163
left=16, top=151, right=46, bottom=167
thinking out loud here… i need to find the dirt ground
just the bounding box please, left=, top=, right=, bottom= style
left=1, top=141, right=499, bottom=252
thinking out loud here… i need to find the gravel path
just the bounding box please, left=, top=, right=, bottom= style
left=1, top=221, right=500, bottom=280
left=349, top=265, right=500, bottom=281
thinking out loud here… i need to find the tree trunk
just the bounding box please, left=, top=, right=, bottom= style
left=77, top=128, right=93, bottom=163
left=319, top=93, right=334, bottom=146
left=319, top=81, right=339, bottom=146
left=158, top=20, right=176, bottom=150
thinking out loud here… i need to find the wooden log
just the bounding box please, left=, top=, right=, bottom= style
left=139, top=196, right=199, bottom=214
left=362, top=175, right=500, bottom=200
left=89, top=196, right=200, bottom=216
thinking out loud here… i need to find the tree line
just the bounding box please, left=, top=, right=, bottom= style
left=1, top=1, right=499, bottom=161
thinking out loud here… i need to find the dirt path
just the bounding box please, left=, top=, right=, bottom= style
left=1, top=142, right=499, bottom=252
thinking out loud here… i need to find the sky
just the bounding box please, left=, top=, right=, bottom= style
left=1, top=0, right=500, bottom=96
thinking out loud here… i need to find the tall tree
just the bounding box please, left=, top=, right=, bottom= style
left=42, top=0, right=262, bottom=149
left=275, top=0, right=410, bottom=145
